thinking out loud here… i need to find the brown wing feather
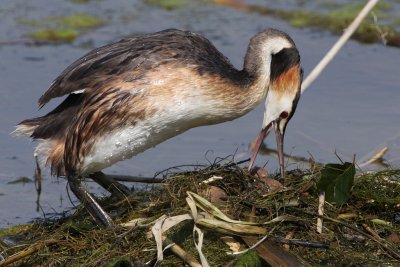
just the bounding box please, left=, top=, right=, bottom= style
left=23, top=94, right=84, bottom=139
left=38, top=29, right=240, bottom=107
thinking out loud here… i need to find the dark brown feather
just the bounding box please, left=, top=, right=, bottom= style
left=20, top=94, right=84, bottom=139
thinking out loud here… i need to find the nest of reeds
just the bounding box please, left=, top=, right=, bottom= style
left=1, top=159, right=400, bottom=266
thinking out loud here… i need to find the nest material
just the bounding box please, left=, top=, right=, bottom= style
left=1, top=162, right=400, bottom=266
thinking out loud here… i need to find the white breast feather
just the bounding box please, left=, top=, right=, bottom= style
left=80, top=92, right=214, bottom=174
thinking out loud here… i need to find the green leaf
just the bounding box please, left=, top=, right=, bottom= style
left=317, top=162, right=355, bottom=206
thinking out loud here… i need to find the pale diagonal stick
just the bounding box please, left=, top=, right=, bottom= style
left=301, top=0, right=380, bottom=93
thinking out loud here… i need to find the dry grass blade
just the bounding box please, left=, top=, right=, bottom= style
left=187, top=191, right=260, bottom=225
left=163, top=239, right=202, bottom=267
left=263, top=215, right=305, bottom=225
left=196, top=218, right=267, bottom=236
left=193, top=225, right=210, bottom=267
left=151, top=214, right=193, bottom=263
left=359, top=146, right=388, bottom=167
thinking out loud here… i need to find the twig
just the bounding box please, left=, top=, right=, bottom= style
left=154, top=164, right=208, bottom=178
left=34, top=156, right=42, bottom=213
left=322, top=215, right=400, bottom=260
left=295, top=209, right=400, bottom=260
left=93, top=174, right=163, bottom=183
left=275, top=237, right=329, bottom=249
left=225, top=158, right=250, bottom=168
left=163, top=238, right=202, bottom=267
left=0, top=239, right=58, bottom=266
left=358, top=130, right=400, bottom=164
left=358, top=146, right=388, bottom=168
left=371, top=11, right=388, bottom=45
left=282, top=232, right=293, bottom=251
left=362, top=224, right=383, bottom=240
left=301, top=0, right=380, bottom=93
left=361, top=223, right=400, bottom=260
left=108, top=159, right=250, bottom=184
left=317, top=192, right=325, bottom=234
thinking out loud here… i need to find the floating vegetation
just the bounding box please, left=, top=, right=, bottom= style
left=21, top=13, right=104, bottom=43
left=28, top=29, right=79, bottom=42
left=146, top=0, right=189, bottom=10
left=7, top=176, right=33, bottom=184
left=67, top=0, right=97, bottom=3
left=1, top=160, right=399, bottom=266
left=56, top=13, right=104, bottom=28
left=209, top=0, right=400, bottom=48
left=327, top=2, right=391, bottom=23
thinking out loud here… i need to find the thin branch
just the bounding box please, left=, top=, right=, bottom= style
left=0, top=239, right=59, bottom=266
left=322, top=215, right=400, bottom=260
left=101, top=174, right=163, bottom=183
left=275, top=237, right=329, bottom=249
left=163, top=238, right=202, bottom=267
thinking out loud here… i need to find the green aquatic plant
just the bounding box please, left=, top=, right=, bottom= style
left=209, top=0, right=400, bottom=47
left=353, top=169, right=400, bottom=206
left=57, top=13, right=104, bottom=28
left=67, top=0, right=97, bottom=3
left=22, top=13, right=103, bottom=42
left=146, top=0, right=189, bottom=10
left=275, top=4, right=395, bottom=44
left=28, top=29, right=79, bottom=42
left=327, top=2, right=391, bottom=23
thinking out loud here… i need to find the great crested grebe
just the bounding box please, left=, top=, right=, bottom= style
left=15, top=28, right=303, bottom=227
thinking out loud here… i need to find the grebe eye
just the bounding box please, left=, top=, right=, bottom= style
left=280, top=111, right=289, bottom=119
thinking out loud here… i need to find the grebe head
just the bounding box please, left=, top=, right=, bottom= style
left=248, top=30, right=303, bottom=177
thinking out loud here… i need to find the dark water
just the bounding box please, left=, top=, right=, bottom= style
left=1, top=0, right=399, bottom=227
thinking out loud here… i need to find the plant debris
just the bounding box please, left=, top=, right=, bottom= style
left=1, top=161, right=400, bottom=266
left=21, top=13, right=104, bottom=42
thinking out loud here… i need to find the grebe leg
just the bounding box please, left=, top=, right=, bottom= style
left=90, top=172, right=133, bottom=200
left=68, top=175, right=113, bottom=227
